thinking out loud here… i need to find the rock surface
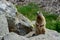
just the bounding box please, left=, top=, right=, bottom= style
left=2, top=32, right=29, bottom=40
left=0, top=0, right=17, bottom=17
left=0, top=14, right=9, bottom=36
left=0, top=0, right=17, bottom=33
left=0, top=36, right=2, bottom=40
left=15, top=13, right=33, bottom=35
left=0, top=0, right=33, bottom=36
left=1, top=29, right=60, bottom=40
left=29, top=29, right=60, bottom=40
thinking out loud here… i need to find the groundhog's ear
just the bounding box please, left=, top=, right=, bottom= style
left=37, top=11, right=40, bottom=15
left=37, top=11, right=43, bottom=16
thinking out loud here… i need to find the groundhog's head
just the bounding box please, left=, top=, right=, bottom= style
left=36, top=11, right=44, bottom=25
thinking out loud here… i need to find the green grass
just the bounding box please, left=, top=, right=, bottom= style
left=16, top=3, right=60, bottom=32
left=16, top=3, right=39, bottom=20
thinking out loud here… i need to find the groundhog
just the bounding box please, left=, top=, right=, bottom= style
left=25, top=11, right=46, bottom=37
left=35, top=11, right=46, bottom=35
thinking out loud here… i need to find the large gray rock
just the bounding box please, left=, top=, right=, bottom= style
left=0, top=0, right=17, bottom=18
left=2, top=29, right=60, bottom=40
left=16, top=13, right=33, bottom=27
left=0, top=14, right=9, bottom=36
left=0, top=0, right=33, bottom=35
left=0, top=0, right=17, bottom=34
left=15, top=13, right=33, bottom=35
left=0, top=0, right=17, bottom=31
left=0, top=0, right=33, bottom=28
left=2, top=32, right=29, bottom=40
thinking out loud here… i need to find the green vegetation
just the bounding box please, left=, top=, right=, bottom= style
left=16, top=3, right=60, bottom=32
left=16, top=3, right=39, bottom=20
left=55, top=20, right=60, bottom=32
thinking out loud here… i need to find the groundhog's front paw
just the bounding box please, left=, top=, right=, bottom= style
left=42, top=29, right=45, bottom=34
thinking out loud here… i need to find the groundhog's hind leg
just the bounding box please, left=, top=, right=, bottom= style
left=42, top=28, right=45, bottom=34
